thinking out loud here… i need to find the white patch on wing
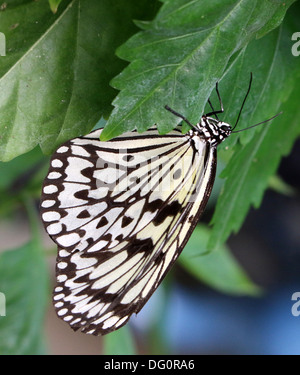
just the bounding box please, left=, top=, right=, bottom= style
left=57, top=274, right=67, bottom=282
left=92, top=311, right=114, bottom=325
left=71, top=145, right=91, bottom=158
left=53, top=293, right=65, bottom=301
left=93, top=168, right=126, bottom=185
left=57, top=308, right=68, bottom=316
left=120, top=268, right=155, bottom=304
left=57, top=182, right=90, bottom=208
left=65, top=157, right=93, bottom=183
left=88, top=187, right=109, bottom=200
left=56, top=232, right=81, bottom=247
left=115, top=316, right=129, bottom=328
left=56, top=146, right=69, bottom=153
left=49, top=224, right=62, bottom=237
left=51, top=159, right=63, bottom=168
left=42, top=211, right=61, bottom=222
left=105, top=258, right=145, bottom=294
left=48, top=172, right=62, bottom=179
left=102, top=316, right=120, bottom=329
left=142, top=265, right=162, bottom=298
left=86, top=240, right=109, bottom=253
left=41, top=200, right=56, bottom=208
left=70, top=252, right=98, bottom=269
left=86, top=303, right=105, bottom=318
left=43, top=185, right=58, bottom=194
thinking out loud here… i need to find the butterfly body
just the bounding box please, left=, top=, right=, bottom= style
left=41, top=116, right=231, bottom=335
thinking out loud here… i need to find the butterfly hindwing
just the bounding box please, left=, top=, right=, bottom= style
left=41, top=127, right=216, bottom=335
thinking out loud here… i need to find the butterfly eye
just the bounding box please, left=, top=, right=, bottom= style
left=221, top=125, right=230, bottom=131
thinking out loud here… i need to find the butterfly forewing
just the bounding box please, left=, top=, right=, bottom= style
left=41, top=127, right=216, bottom=335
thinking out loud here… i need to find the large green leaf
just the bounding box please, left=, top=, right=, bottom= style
left=101, top=0, right=296, bottom=140
left=179, top=225, right=260, bottom=295
left=207, top=7, right=300, bottom=250
left=208, top=84, right=300, bottom=250
left=0, top=239, right=49, bottom=354
left=0, top=0, right=160, bottom=161
left=102, top=0, right=300, bottom=251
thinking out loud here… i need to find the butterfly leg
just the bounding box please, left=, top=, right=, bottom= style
left=164, top=105, right=195, bottom=129
left=205, top=82, right=224, bottom=118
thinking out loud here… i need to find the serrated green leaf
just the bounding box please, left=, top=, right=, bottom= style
left=179, top=225, right=260, bottom=296
left=211, top=11, right=300, bottom=149
left=208, top=95, right=300, bottom=249
left=0, top=240, right=49, bottom=354
left=0, top=0, right=160, bottom=161
left=101, top=0, right=295, bottom=141
left=207, top=4, right=300, bottom=250
left=103, top=325, right=136, bottom=355
left=255, top=0, right=295, bottom=39
left=201, top=4, right=300, bottom=251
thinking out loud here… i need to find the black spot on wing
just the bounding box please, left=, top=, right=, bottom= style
left=153, top=200, right=181, bottom=226
left=145, top=198, right=164, bottom=213
left=188, top=215, right=194, bottom=223
left=123, top=155, right=134, bottom=162
left=127, top=237, right=154, bottom=254
left=74, top=189, right=89, bottom=200
left=77, top=210, right=91, bottom=219
left=96, top=216, right=108, bottom=228
left=78, top=229, right=86, bottom=238
left=101, top=233, right=112, bottom=242
left=81, top=167, right=94, bottom=179
left=121, top=216, right=134, bottom=228
left=173, top=168, right=182, bottom=180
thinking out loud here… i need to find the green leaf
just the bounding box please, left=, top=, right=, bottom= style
left=0, top=0, right=160, bottom=161
left=0, top=239, right=49, bottom=355
left=49, top=0, right=63, bottom=14
left=101, top=0, right=295, bottom=140
left=268, top=174, right=297, bottom=197
left=103, top=325, right=136, bottom=355
left=0, top=147, right=45, bottom=191
left=208, top=6, right=300, bottom=250
left=179, top=225, right=260, bottom=296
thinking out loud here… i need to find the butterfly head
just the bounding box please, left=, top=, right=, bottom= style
left=197, top=116, right=232, bottom=146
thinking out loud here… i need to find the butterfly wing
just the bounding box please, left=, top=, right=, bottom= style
left=40, top=127, right=216, bottom=335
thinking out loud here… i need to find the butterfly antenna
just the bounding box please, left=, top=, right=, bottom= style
left=232, top=72, right=253, bottom=131
left=164, top=105, right=196, bottom=129
left=231, top=111, right=283, bottom=133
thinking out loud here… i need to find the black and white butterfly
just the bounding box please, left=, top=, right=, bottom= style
left=40, top=76, right=279, bottom=335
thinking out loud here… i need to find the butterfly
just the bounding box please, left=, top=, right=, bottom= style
left=40, top=74, right=279, bottom=335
